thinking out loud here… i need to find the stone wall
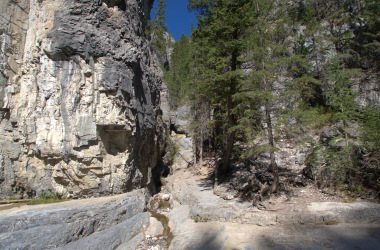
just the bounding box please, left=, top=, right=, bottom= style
left=0, top=0, right=162, bottom=198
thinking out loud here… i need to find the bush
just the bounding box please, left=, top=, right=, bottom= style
left=39, top=191, right=62, bottom=200
left=325, top=220, right=339, bottom=225
left=163, top=135, right=179, bottom=165
left=343, top=197, right=356, bottom=203
left=305, top=132, right=379, bottom=198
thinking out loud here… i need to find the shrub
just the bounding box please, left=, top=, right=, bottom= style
left=39, top=191, right=62, bottom=200
left=27, top=191, right=69, bottom=205
left=343, top=197, right=356, bottom=203
left=325, top=220, right=339, bottom=225
left=163, top=135, right=179, bottom=165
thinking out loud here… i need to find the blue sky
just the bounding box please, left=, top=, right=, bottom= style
left=151, top=0, right=198, bottom=41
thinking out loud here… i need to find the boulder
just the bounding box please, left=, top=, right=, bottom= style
left=0, top=189, right=150, bottom=249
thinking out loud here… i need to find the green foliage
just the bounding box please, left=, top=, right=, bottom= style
left=306, top=130, right=357, bottom=186
left=242, top=144, right=279, bottom=159
left=306, top=128, right=379, bottom=195
left=292, top=0, right=377, bottom=193
left=191, top=0, right=252, bottom=101
left=343, top=197, right=356, bottom=203
left=39, top=191, right=63, bottom=200
left=325, top=144, right=355, bottom=180
left=187, top=0, right=212, bottom=13
left=188, top=0, right=254, bottom=171
left=192, top=215, right=209, bottom=223
left=362, top=106, right=380, bottom=152
left=163, top=135, right=179, bottom=164
left=324, top=58, right=360, bottom=124
left=161, top=0, right=380, bottom=195
left=163, top=34, right=192, bottom=107
left=353, top=0, right=380, bottom=70
left=27, top=192, right=69, bottom=205
left=360, top=106, right=380, bottom=190
left=325, top=220, right=339, bottom=225
left=148, top=0, right=168, bottom=54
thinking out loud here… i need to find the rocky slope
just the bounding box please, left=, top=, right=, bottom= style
left=0, top=0, right=162, bottom=198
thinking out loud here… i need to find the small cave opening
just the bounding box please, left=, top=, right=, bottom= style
left=169, top=123, right=177, bottom=134
left=103, top=0, right=127, bottom=12
left=97, top=125, right=132, bottom=156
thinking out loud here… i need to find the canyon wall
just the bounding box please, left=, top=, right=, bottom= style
left=0, top=0, right=162, bottom=198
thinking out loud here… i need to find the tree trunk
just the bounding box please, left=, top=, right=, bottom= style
left=193, top=139, right=198, bottom=166
left=200, top=133, right=204, bottom=166
left=222, top=93, right=236, bottom=174
left=221, top=40, right=238, bottom=175
left=265, top=100, right=279, bottom=193
left=222, top=129, right=235, bottom=174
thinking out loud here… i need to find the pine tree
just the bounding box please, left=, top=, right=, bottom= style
left=189, top=0, right=253, bottom=174
left=229, top=0, right=292, bottom=193
left=180, top=0, right=379, bottom=196
left=164, top=33, right=192, bottom=107
left=148, top=0, right=168, bottom=55
left=354, top=0, right=380, bottom=70
left=325, top=58, right=360, bottom=144
left=293, top=0, right=380, bottom=190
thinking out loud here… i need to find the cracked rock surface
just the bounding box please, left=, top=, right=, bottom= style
left=0, top=0, right=161, bottom=198
left=0, top=189, right=150, bottom=250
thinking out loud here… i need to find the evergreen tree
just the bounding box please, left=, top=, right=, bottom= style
left=190, top=0, right=253, bottom=174
left=164, top=33, right=192, bottom=107
left=295, top=0, right=379, bottom=190
left=354, top=0, right=380, bottom=70
left=321, top=57, right=362, bottom=187
left=161, top=0, right=380, bottom=197
left=241, top=0, right=292, bottom=193
left=325, top=58, right=360, bottom=145
left=148, top=0, right=168, bottom=55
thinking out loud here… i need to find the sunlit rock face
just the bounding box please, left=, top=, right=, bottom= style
left=0, top=0, right=161, bottom=198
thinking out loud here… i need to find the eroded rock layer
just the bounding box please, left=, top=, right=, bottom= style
left=0, top=0, right=161, bottom=198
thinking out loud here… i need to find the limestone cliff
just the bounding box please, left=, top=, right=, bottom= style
left=0, top=0, right=162, bottom=198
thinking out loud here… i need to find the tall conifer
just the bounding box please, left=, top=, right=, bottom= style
left=190, top=0, right=252, bottom=174
left=149, top=0, right=168, bottom=55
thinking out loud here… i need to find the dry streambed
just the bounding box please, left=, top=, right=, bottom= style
left=161, top=168, right=380, bottom=250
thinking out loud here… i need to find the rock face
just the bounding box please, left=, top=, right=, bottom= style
left=158, top=82, right=193, bottom=172
left=0, top=0, right=161, bottom=198
left=170, top=105, right=191, bottom=135
left=170, top=133, right=193, bottom=171
left=0, top=189, right=150, bottom=249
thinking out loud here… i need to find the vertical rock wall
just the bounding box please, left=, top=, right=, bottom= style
left=0, top=0, right=161, bottom=198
